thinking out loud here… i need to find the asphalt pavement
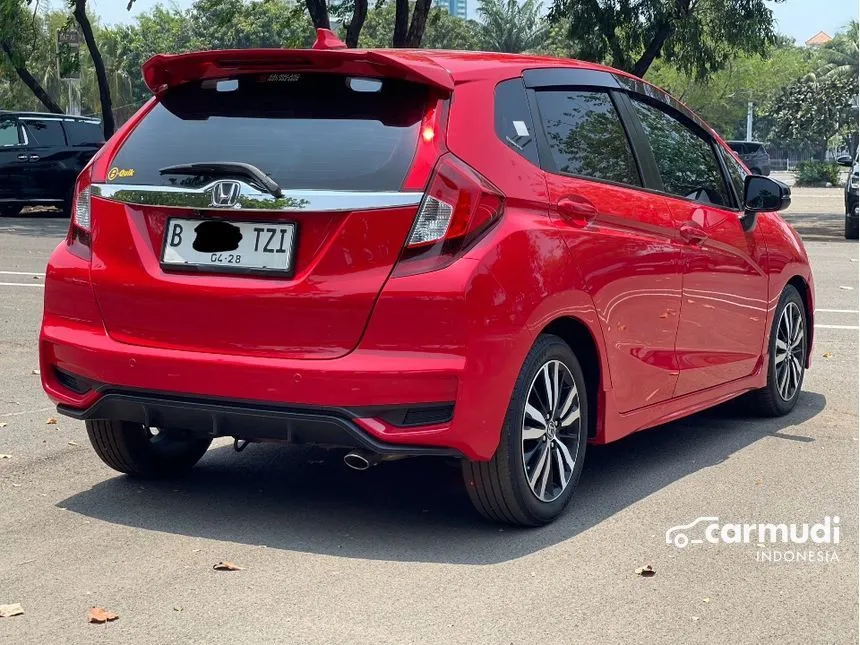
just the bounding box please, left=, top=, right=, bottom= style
left=0, top=191, right=857, bottom=644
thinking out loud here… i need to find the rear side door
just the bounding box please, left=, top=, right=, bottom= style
left=626, top=97, right=768, bottom=397
left=0, top=117, right=35, bottom=202
left=19, top=116, right=70, bottom=202
left=525, top=74, right=684, bottom=413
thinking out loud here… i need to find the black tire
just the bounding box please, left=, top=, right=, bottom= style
left=845, top=214, right=859, bottom=240
left=747, top=285, right=807, bottom=416
left=462, top=334, right=588, bottom=526
left=85, top=420, right=212, bottom=478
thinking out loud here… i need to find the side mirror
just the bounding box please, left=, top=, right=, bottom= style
left=744, top=175, right=791, bottom=213
left=836, top=154, right=854, bottom=167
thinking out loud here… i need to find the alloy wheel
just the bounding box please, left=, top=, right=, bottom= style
left=774, top=301, right=804, bottom=401
left=521, top=359, right=583, bottom=503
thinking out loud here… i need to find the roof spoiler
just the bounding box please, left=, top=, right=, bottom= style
left=142, top=33, right=454, bottom=95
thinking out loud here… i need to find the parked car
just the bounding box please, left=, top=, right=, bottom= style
left=0, top=111, right=103, bottom=217
left=39, top=32, right=814, bottom=526
left=727, top=140, right=771, bottom=176
left=837, top=152, right=858, bottom=239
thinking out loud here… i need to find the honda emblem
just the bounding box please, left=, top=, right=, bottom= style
left=210, top=181, right=241, bottom=207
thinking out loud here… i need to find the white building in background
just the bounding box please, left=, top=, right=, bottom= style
left=432, top=0, right=467, bottom=20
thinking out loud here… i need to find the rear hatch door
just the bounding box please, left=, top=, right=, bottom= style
left=89, top=71, right=432, bottom=359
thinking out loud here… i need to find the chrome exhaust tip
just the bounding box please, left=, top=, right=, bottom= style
left=343, top=451, right=374, bottom=471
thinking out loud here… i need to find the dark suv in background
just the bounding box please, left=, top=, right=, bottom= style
left=727, top=140, right=771, bottom=176
left=0, top=111, right=103, bottom=217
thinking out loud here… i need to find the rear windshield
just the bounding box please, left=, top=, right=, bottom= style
left=110, top=73, right=428, bottom=191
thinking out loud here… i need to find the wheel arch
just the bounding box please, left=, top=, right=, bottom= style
left=539, top=316, right=605, bottom=438
left=786, top=275, right=814, bottom=367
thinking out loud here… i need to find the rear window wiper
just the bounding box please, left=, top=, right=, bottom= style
left=159, top=162, right=284, bottom=198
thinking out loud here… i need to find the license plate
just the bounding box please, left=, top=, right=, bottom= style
left=161, top=218, right=296, bottom=274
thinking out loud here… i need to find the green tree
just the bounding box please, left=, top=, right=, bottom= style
left=69, top=0, right=114, bottom=136
left=548, top=0, right=784, bottom=80
left=477, top=0, right=548, bottom=53
left=765, top=73, right=857, bottom=158
left=815, top=21, right=858, bottom=82
left=646, top=39, right=813, bottom=139
left=0, top=0, right=62, bottom=112
left=359, top=2, right=480, bottom=50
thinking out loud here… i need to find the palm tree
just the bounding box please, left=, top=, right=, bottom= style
left=816, top=21, right=859, bottom=82
left=477, top=0, right=549, bottom=54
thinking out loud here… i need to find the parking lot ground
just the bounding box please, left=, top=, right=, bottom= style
left=0, top=189, right=857, bottom=644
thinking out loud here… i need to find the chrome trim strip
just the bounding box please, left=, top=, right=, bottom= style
left=91, top=182, right=423, bottom=212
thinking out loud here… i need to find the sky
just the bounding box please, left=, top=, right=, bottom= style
left=68, top=0, right=860, bottom=44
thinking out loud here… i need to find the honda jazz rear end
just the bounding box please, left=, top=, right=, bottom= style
left=41, top=45, right=523, bottom=506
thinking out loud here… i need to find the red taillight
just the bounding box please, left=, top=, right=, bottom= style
left=66, top=166, right=92, bottom=261
left=393, top=154, right=504, bottom=277
left=402, top=99, right=448, bottom=191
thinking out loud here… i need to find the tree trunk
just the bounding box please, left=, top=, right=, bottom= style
left=631, top=21, right=674, bottom=78
left=0, top=40, right=63, bottom=113
left=344, top=0, right=368, bottom=48
left=393, top=0, right=409, bottom=47
left=72, top=0, right=115, bottom=138
left=405, top=0, right=433, bottom=48
left=304, top=0, right=330, bottom=30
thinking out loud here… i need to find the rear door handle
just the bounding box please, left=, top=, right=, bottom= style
left=17, top=154, right=27, bottom=161
left=28, top=155, right=39, bottom=162
left=557, top=195, right=598, bottom=227
left=680, top=222, right=708, bottom=245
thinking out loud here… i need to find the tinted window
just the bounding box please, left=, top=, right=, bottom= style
left=535, top=90, right=640, bottom=186
left=495, top=79, right=539, bottom=166
left=64, top=120, right=103, bottom=145
left=719, top=146, right=747, bottom=208
left=631, top=99, right=730, bottom=207
left=111, top=73, right=428, bottom=191
left=0, top=120, right=22, bottom=146
left=22, top=119, right=66, bottom=146
left=728, top=142, right=744, bottom=154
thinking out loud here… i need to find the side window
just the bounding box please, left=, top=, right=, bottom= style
left=631, top=99, right=730, bottom=207
left=718, top=145, right=747, bottom=208
left=21, top=119, right=66, bottom=146
left=534, top=89, right=640, bottom=186
left=0, top=120, right=22, bottom=146
left=494, top=79, right=540, bottom=166
left=64, top=121, right=104, bottom=146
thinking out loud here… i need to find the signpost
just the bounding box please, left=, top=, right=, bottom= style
left=57, top=28, right=81, bottom=115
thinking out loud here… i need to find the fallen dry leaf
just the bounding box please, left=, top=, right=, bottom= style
left=31, top=369, right=40, bottom=375
left=822, top=352, right=833, bottom=359
left=87, top=607, right=119, bottom=624
left=634, top=564, right=655, bottom=577
left=0, top=422, right=7, bottom=428
left=213, top=561, right=244, bottom=571
left=0, top=454, right=11, bottom=460
left=702, top=597, right=711, bottom=604
left=45, top=418, right=57, bottom=425
left=754, top=479, right=763, bottom=485
left=68, top=441, right=78, bottom=446
left=838, top=285, right=853, bottom=290
left=0, top=603, right=24, bottom=618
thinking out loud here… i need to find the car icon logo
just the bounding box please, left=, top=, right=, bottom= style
left=210, top=180, right=241, bottom=207
left=665, top=516, right=719, bottom=549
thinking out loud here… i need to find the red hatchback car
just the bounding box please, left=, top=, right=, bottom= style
left=40, top=33, right=814, bottom=526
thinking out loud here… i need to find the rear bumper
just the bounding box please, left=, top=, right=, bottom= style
left=41, top=316, right=471, bottom=454
left=58, top=390, right=461, bottom=458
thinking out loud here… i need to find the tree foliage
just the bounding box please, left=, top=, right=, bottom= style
left=477, top=0, right=548, bottom=54
left=548, top=0, right=784, bottom=79
left=359, top=2, right=480, bottom=50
